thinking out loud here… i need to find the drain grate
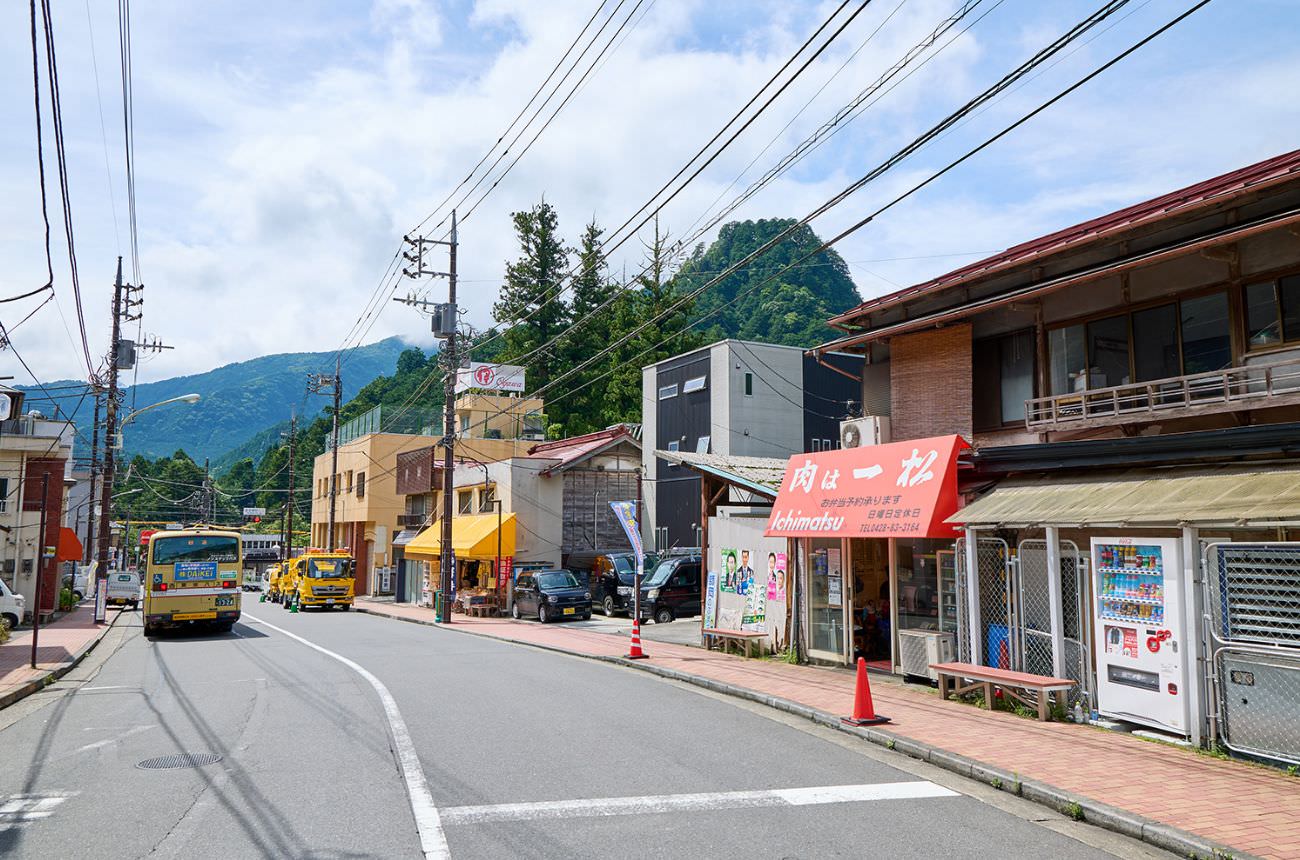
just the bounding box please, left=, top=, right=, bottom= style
left=137, top=752, right=223, bottom=770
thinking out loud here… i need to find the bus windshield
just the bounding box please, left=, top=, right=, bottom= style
left=152, top=535, right=240, bottom=565
left=307, top=558, right=351, bottom=578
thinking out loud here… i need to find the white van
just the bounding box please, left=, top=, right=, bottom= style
left=1, top=579, right=26, bottom=630
left=105, top=571, right=141, bottom=610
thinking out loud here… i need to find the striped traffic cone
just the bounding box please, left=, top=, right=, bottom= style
left=626, top=618, right=649, bottom=660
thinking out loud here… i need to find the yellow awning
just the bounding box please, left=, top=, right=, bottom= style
left=949, top=463, right=1300, bottom=528
left=404, top=513, right=516, bottom=560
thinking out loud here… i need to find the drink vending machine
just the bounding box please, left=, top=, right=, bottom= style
left=1090, top=536, right=1189, bottom=734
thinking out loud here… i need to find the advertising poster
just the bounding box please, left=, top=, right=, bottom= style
left=704, top=570, right=718, bottom=629
left=827, top=547, right=843, bottom=608
left=720, top=548, right=739, bottom=593
left=743, top=576, right=767, bottom=631
left=736, top=549, right=756, bottom=597
left=765, top=551, right=787, bottom=603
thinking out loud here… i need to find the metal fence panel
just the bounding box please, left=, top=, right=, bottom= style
left=1018, top=538, right=1091, bottom=710
left=1204, top=541, right=1300, bottom=765
left=955, top=537, right=1013, bottom=669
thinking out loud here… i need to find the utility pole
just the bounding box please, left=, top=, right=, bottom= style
left=84, top=389, right=101, bottom=565
left=307, top=362, right=341, bottom=550
left=31, top=473, right=49, bottom=669
left=95, top=259, right=137, bottom=623
left=282, top=415, right=297, bottom=561
left=395, top=212, right=459, bottom=622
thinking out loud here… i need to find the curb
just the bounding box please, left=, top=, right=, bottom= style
left=0, top=610, right=125, bottom=711
left=354, top=605, right=1253, bottom=860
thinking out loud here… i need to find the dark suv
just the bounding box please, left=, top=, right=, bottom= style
left=511, top=569, right=592, bottom=623
left=638, top=555, right=701, bottom=624
left=566, top=551, right=660, bottom=617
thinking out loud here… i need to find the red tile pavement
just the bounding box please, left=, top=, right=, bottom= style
left=0, top=608, right=113, bottom=701
left=359, top=599, right=1298, bottom=860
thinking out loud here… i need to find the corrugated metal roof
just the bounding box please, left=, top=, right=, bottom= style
left=949, top=463, right=1300, bottom=527
left=528, top=426, right=640, bottom=474
left=656, top=451, right=787, bottom=499
left=831, top=149, right=1300, bottom=327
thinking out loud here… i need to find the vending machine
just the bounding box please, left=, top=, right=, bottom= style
left=1090, top=537, right=1189, bottom=734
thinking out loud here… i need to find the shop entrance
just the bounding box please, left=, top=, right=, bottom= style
left=848, top=538, right=890, bottom=671
left=806, top=538, right=845, bottom=662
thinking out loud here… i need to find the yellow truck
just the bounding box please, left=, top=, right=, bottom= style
left=267, top=563, right=287, bottom=603
left=280, top=551, right=356, bottom=611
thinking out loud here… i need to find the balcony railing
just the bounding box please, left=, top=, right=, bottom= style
left=1025, top=357, right=1300, bottom=430
left=398, top=513, right=431, bottom=528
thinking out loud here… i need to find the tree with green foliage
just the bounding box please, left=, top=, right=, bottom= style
left=559, top=220, right=623, bottom=435
left=678, top=218, right=860, bottom=347
left=493, top=200, right=572, bottom=417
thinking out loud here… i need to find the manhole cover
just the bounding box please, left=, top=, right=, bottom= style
left=136, top=753, right=222, bottom=770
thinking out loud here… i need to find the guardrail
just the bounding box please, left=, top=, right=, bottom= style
left=1025, top=357, right=1300, bottom=429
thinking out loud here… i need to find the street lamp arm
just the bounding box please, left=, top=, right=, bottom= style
left=121, top=393, right=201, bottom=427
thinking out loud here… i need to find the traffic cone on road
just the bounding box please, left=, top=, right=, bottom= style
left=290, top=597, right=299, bottom=614
left=841, top=657, right=889, bottom=726
left=626, top=618, right=649, bottom=660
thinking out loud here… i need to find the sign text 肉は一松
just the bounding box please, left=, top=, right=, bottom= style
left=454, top=362, right=526, bottom=394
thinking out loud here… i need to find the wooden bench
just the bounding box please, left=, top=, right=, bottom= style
left=703, top=628, right=767, bottom=658
left=930, top=661, right=1075, bottom=722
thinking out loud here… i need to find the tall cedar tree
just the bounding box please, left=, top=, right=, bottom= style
left=562, top=221, right=619, bottom=435
left=493, top=200, right=572, bottom=429
left=603, top=217, right=703, bottom=428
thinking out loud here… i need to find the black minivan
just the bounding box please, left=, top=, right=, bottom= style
left=638, top=555, right=701, bottom=624
left=567, top=551, right=661, bottom=617
left=511, top=569, right=592, bottom=623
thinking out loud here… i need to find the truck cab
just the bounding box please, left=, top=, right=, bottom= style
left=283, top=552, right=355, bottom=611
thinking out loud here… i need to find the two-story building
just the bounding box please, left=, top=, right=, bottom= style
left=641, top=339, right=863, bottom=552
left=393, top=426, right=641, bottom=607
left=787, top=151, right=1300, bottom=761
left=1, top=387, right=80, bottom=622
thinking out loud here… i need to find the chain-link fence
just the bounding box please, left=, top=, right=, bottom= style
left=955, top=537, right=1012, bottom=667
left=1204, top=541, right=1300, bottom=766
left=1018, top=538, right=1092, bottom=710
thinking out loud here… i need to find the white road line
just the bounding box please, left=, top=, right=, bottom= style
left=440, top=781, right=956, bottom=826
left=72, top=724, right=155, bottom=754
left=0, top=793, right=76, bottom=833
left=245, top=613, right=449, bottom=860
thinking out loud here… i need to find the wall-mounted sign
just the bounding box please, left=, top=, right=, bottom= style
left=455, top=362, right=526, bottom=394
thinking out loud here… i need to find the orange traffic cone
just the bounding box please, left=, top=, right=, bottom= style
left=627, top=618, right=649, bottom=660
left=842, top=657, right=889, bottom=726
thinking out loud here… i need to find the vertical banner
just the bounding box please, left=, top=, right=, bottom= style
left=704, top=570, right=718, bottom=629
left=498, top=556, right=513, bottom=592
left=609, top=501, right=645, bottom=624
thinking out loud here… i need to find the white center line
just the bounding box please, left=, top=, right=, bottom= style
left=440, top=781, right=957, bottom=826
left=245, top=613, right=449, bottom=860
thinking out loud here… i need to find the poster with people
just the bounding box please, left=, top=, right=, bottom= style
left=721, top=549, right=739, bottom=593
left=766, top=551, right=787, bottom=603
left=736, top=549, right=755, bottom=596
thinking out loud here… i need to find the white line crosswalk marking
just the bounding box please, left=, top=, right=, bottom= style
left=0, top=793, right=76, bottom=833
left=439, top=781, right=956, bottom=826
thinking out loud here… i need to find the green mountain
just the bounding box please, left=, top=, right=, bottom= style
left=677, top=218, right=862, bottom=347
left=19, top=336, right=412, bottom=465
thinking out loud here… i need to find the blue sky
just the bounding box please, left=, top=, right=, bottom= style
left=2, top=0, right=1298, bottom=384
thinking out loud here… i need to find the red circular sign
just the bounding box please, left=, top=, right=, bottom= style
left=473, top=365, right=495, bottom=386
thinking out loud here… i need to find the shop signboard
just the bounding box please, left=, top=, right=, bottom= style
left=498, top=556, right=513, bottom=592
left=454, top=362, right=526, bottom=394
left=765, top=435, right=968, bottom=539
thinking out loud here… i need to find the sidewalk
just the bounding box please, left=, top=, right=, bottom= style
left=0, top=607, right=119, bottom=709
left=357, top=598, right=1297, bottom=860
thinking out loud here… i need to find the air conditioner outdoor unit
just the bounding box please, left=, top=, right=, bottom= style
left=839, top=416, right=890, bottom=449
left=898, top=629, right=955, bottom=680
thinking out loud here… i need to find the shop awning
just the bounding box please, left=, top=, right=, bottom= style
left=656, top=450, right=786, bottom=499
left=404, top=513, right=517, bottom=560
left=55, top=527, right=83, bottom=562
left=949, top=463, right=1300, bottom=528
left=391, top=529, right=422, bottom=549
left=765, top=435, right=968, bottom=539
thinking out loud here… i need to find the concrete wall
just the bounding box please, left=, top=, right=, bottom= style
left=706, top=512, right=789, bottom=652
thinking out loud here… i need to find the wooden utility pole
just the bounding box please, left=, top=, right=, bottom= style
left=94, top=259, right=127, bottom=623
left=308, top=365, right=341, bottom=550
left=31, top=473, right=49, bottom=668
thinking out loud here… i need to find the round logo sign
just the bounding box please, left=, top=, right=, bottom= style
left=473, top=365, right=495, bottom=386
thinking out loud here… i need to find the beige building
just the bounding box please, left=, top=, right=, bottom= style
left=309, top=394, right=548, bottom=594
left=1, top=388, right=77, bottom=621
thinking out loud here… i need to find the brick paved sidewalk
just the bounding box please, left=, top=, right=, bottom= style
left=0, top=607, right=117, bottom=707
left=358, top=598, right=1297, bottom=860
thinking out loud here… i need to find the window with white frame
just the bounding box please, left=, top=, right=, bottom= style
left=682, top=375, right=706, bottom=394
left=658, top=383, right=678, bottom=400
left=695, top=435, right=710, bottom=454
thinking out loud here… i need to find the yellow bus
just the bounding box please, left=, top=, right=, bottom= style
left=143, top=528, right=243, bottom=636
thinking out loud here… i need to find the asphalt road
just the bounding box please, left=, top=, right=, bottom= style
left=0, top=607, right=1175, bottom=859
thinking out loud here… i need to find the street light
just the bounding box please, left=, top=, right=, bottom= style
left=113, top=393, right=201, bottom=449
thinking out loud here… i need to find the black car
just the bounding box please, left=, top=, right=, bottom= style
left=637, top=555, right=701, bottom=624
left=566, top=551, right=661, bottom=617
left=511, top=569, right=592, bottom=623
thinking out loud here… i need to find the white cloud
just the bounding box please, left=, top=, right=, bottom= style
left=2, top=0, right=1297, bottom=387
